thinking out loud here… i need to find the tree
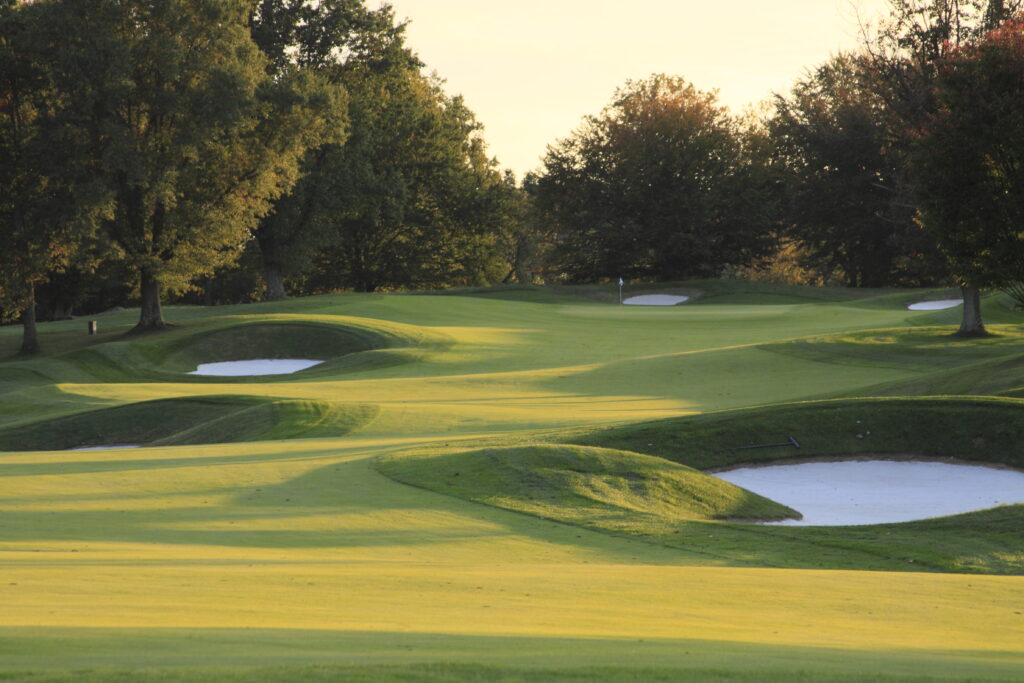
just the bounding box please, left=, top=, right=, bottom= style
left=301, top=65, right=511, bottom=293
left=247, top=0, right=413, bottom=300
left=770, top=54, right=946, bottom=287
left=864, top=0, right=1022, bottom=332
left=909, top=15, right=1024, bottom=333
left=37, top=0, right=342, bottom=330
left=534, top=74, right=773, bottom=283
left=0, top=0, right=88, bottom=353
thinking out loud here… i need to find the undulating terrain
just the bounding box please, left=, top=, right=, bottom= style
left=1, top=281, right=1022, bottom=681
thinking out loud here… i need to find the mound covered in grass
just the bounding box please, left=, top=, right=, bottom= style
left=378, top=444, right=800, bottom=528
left=0, top=396, right=378, bottom=451
left=570, top=396, right=1024, bottom=471
left=9, top=316, right=454, bottom=386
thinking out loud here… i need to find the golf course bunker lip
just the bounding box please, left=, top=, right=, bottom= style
left=69, top=444, right=141, bottom=451
left=623, top=294, right=690, bottom=306
left=714, top=458, right=1024, bottom=526
left=907, top=299, right=962, bottom=310
left=188, top=359, right=324, bottom=376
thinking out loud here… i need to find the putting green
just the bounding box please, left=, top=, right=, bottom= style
left=1, top=283, right=1022, bottom=681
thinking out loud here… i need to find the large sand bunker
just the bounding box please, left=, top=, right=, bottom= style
left=716, top=459, right=1024, bottom=526
left=623, top=294, right=689, bottom=306
left=908, top=299, right=962, bottom=310
left=188, top=359, right=324, bottom=376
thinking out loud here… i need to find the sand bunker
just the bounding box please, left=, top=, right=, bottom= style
left=188, top=359, right=324, bottom=376
left=908, top=299, right=962, bottom=310
left=716, top=459, right=1024, bottom=526
left=623, top=294, right=689, bottom=306
left=70, top=445, right=140, bottom=451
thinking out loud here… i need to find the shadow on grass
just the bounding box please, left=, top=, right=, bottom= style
left=0, top=627, right=1020, bottom=682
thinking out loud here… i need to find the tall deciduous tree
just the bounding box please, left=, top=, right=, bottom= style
left=37, top=0, right=341, bottom=330
left=0, top=0, right=88, bottom=353
left=865, top=0, right=1022, bottom=331
left=770, top=54, right=946, bottom=287
left=910, top=15, right=1024, bottom=333
left=247, top=0, right=412, bottom=300
left=302, top=65, right=510, bottom=293
left=535, top=74, right=773, bottom=283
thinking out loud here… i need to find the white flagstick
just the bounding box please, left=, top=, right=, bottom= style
left=618, top=277, right=624, bottom=304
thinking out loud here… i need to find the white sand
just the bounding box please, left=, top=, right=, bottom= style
left=623, top=294, right=689, bottom=306
left=908, top=299, right=962, bottom=310
left=188, top=359, right=324, bottom=376
left=70, top=445, right=140, bottom=451
left=716, top=459, right=1024, bottom=526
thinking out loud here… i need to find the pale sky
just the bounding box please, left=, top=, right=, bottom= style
left=378, top=1, right=891, bottom=177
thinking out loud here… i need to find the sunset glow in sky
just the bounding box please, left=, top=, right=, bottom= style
left=380, top=1, right=891, bottom=177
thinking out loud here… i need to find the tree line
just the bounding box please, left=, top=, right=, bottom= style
left=533, top=0, right=1024, bottom=335
left=3, top=0, right=1024, bottom=352
left=0, top=0, right=536, bottom=352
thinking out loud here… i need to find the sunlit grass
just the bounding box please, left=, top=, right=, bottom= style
left=0, top=282, right=1023, bottom=680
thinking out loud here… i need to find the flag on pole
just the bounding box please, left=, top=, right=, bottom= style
left=618, top=277, right=624, bottom=286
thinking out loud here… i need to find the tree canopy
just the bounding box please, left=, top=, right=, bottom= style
left=36, top=0, right=343, bottom=329
left=770, top=54, right=946, bottom=288
left=535, top=74, right=774, bottom=283
left=909, top=14, right=1024, bottom=331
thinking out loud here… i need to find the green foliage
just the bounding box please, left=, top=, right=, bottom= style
left=0, top=0, right=99, bottom=351
left=910, top=17, right=1024, bottom=299
left=534, top=74, right=776, bottom=283
left=32, top=0, right=343, bottom=329
left=247, top=0, right=418, bottom=300
left=770, top=55, right=946, bottom=287
left=300, top=66, right=511, bottom=293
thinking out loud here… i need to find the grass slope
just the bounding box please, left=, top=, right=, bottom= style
left=1, top=282, right=1023, bottom=680
left=379, top=443, right=799, bottom=525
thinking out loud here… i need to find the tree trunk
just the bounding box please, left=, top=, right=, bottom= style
left=514, top=237, right=533, bottom=285
left=135, top=269, right=167, bottom=331
left=956, top=285, right=987, bottom=337
left=263, top=264, right=287, bottom=301
left=202, top=276, right=214, bottom=307
left=19, top=284, right=40, bottom=355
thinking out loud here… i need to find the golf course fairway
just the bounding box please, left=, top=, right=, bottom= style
left=1, top=281, right=1022, bottom=681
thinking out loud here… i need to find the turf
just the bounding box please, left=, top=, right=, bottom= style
left=1, top=283, right=1023, bottom=680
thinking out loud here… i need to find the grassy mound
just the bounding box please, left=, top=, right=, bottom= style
left=1, top=315, right=453, bottom=386
left=0, top=396, right=378, bottom=451
left=162, top=322, right=378, bottom=367
left=377, top=396, right=1024, bottom=574
left=570, top=396, right=1024, bottom=471
left=379, top=444, right=799, bottom=527
left=147, top=319, right=444, bottom=380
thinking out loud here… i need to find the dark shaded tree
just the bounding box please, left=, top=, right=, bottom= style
left=534, top=74, right=774, bottom=283
left=910, top=15, right=1024, bottom=332
left=247, top=0, right=414, bottom=300
left=302, top=65, right=511, bottom=293
left=770, top=54, right=946, bottom=287
left=864, top=0, right=1022, bottom=331
left=36, top=0, right=342, bottom=330
left=0, top=0, right=92, bottom=353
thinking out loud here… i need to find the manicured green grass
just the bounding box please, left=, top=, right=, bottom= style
left=1, top=281, right=1023, bottom=680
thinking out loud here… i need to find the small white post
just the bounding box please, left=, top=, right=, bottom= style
left=618, top=277, right=624, bottom=304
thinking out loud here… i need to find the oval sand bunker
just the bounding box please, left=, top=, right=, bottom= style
left=188, top=359, right=324, bottom=376
left=716, top=459, right=1024, bottom=526
left=623, top=294, right=689, bottom=306
left=908, top=299, right=961, bottom=310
